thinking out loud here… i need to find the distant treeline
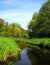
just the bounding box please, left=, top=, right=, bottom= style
left=0, top=19, right=28, bottom=38
left=28, top=0, right=50, bottom=38
left=0, top=0, right=50, bottom=38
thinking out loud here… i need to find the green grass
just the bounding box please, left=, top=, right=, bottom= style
left=0, top=36, right=50, bottom=61
left=15, top=38, right=50, bottom=45
left=0, top=36, right=19, bottom=61
left=27, top=38, right=50, bottom=45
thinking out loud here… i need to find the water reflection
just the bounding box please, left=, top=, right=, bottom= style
left=15, top=46, right=50, bottom=65
left=28, top=47, right=50, bottom=65
left=15, top=48, right=32, bottom=65
left=0, top=46, right=50, bottom=65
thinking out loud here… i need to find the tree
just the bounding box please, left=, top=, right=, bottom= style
left=28, top=13, right=39, bottom=37
left=37, top=0, right=50, bottom=37
left=0, top=18, right=28, bottom=38
left=11, top=23, right=21, bottom=28
left=11, top=23, right=21, bottom=37
left=0, top=18, right=5, bottom=32
left=5, top=22, right=12, bottom=37
left=21, top=28, right=29, bottom=38
left=28, top=0, right=50, bottom=38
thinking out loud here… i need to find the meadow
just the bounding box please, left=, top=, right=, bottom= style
left=0, top=36, right=50, bottom=62
left=0, top=36, right=19, bottom=62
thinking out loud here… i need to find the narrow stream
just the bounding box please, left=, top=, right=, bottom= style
left=15, top=47, right=50, bottom=65
left=15, top=48, right=32, bottom=65
left=1, top=47, right=50, bottom=65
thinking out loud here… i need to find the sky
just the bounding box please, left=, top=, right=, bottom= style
left=0, top=0, right=47, bottom=29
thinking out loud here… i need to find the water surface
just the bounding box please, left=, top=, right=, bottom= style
left=15, top=48, right=32, bottom=65
left=15, top=46, right=50, bottom=65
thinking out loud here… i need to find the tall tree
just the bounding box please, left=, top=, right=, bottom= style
left=28, top=0, right=50, bottom=38
left=37, top=0, right=50, bottom=37
left=28, top=13, right=39, bottom=37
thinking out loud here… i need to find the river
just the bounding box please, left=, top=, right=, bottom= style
left=15, top=47, right=50, bottom=65
left=15, top=48, right=32, bottom=65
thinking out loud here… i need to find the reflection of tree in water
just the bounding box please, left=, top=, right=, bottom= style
left=28, top=47, right=50, bottom=65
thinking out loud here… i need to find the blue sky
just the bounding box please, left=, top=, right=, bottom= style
left=0, top=0, right=47, bottom=29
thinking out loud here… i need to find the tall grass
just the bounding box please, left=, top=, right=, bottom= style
left=0, top=37, right=19, bottom=61
left=15, top=38, right=50, bottom=45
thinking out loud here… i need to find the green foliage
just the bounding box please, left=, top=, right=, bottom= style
left=16, top=38, right=50, bottom=51
left=0, top=36, right=19, bottom=61
left=11, top=23, right=21, bottom=37
left=37, top=0, right=50, bottom=37
left=0, top=19, right=28, bottom=38
left=28, top=13, right=39, bottom=37
left=11, top=23, right=21, bottom=28
left=21, top=29, right=29, bottom=38
left=28, top=0, right=50, bottom=38
left=16, top=38, right=50, bottom=45
left=28, top=13, right=39, bottom=30
left=0, top=18, right=5, bottom=32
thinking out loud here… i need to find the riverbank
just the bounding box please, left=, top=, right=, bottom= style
left=0, top=36, right=19, bottom=64
left=0, top=36, right=50, bottom=65
left=16, top=38, right=50, bottom=49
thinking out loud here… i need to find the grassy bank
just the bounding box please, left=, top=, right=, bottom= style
left=16, top=38, right=50, bottom=45
left=0, top=36, right=19, bottom=62
left=0, top=36, right=50, bottom=61
left=16, top=38, right=50, bottom=49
